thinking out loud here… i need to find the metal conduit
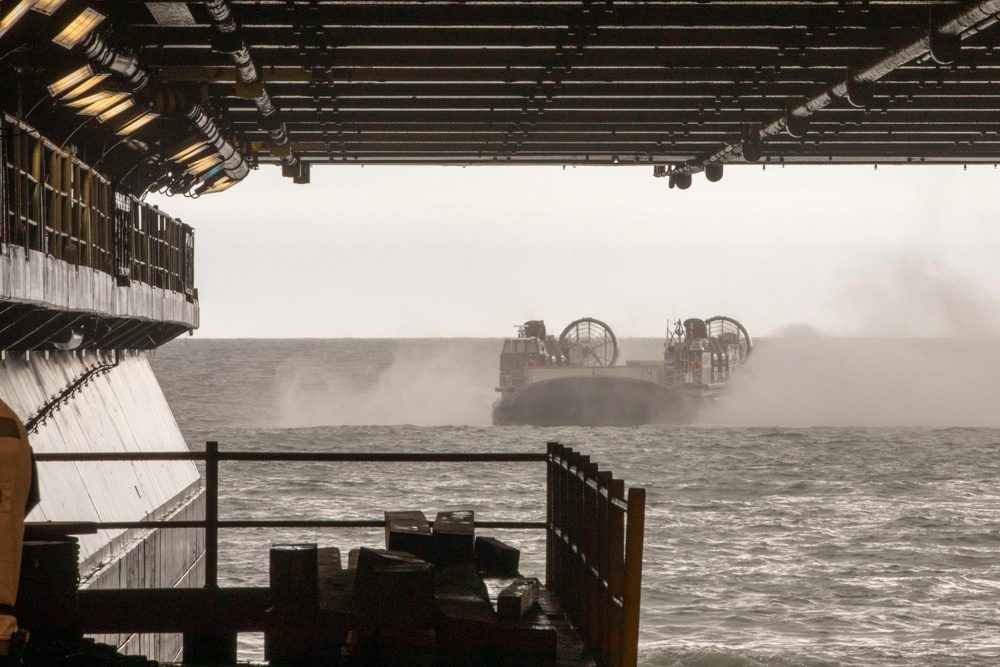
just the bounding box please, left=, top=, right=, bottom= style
left=76, top=33, right=250, bottom=189
left=202, top=0, right=297, bottom=167
left=185, top=104, right=250, bottom=182
left=676, top=0, right=1000, bottom=175
left=78, top=34, right=148, bottom=92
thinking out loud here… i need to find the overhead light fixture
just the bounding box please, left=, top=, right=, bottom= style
left=169, top=139, right=208, bottom=163
left=97, top=98, right=134, bottom=123
left=47, top=64, right=94, bottom=96
left=0, top=0, right=33, bottom=39
left=186, top=154, right=222, bottom=175
left=200, top=176, right=236, bottom=195
left=78, top=92, right=129, bottom=115
left=31, top=0, right=70, bottom=16
left=52, top=7, right=105, bottom=49
left=66, top=91, right=113, bottom=109
left=60, top=73, right=110, bottom=100
left=116, top=111, right=158, bottom=136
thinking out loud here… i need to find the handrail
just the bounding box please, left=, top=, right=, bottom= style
left=32, top=444, right=552, bottom=589
left=546, top=441, right=645, bottom=667
left=34, top=451, right=547, bottom=463
left=30, top=440, right=644, bottom=667
left=1, top=114, right=195, bottom=299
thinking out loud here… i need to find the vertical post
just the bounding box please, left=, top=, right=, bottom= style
left=582, top=461, right=599, bottom=652
left=621, top=487, right=645, bottom=667
left=570, top=452, right=588, bottom=625
left=607, top=479, right=625, bottom=667
left=546, top=442, right=557, bottom=589
left=204, top=440, right=219, bottom=589
left=596, top=470, right=613, bottom=665
left=552, top=443, right=567, bottom=598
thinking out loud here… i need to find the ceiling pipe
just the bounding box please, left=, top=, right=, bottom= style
left=150, top=87, right=250, bottom=190
left=673, top=0, right=1000, bottom=175
left=202, top=0, right=297, bottom=169
left=185, top=104, right=250, bottom=182
left=73, top=30, right=249, bottom=190
left=77, top=33, right=148, bottom=92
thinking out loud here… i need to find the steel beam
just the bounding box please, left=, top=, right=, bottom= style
left=675, top=0, right=1000, bottom=174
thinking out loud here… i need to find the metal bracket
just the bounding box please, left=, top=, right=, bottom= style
left=784, top=101, right=809, bottom=138
left=740, top=123, right=763, bottom=162
left=929, top=30, right=961, bottom=65
left=845, top=73, right=875, bottom=108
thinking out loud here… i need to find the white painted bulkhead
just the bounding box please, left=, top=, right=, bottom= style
left=0, top=246, right=198, bottom=328
left=3, top=350, right=202, bottom=661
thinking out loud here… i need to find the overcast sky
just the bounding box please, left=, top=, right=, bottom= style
left=149, top=164, right=1000, bottom=339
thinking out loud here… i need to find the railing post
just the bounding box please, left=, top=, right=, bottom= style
left=204, top=440, right=219, bottom=589
left=621, top=487, right=645, bottom=667
left=546, top=441, right=557, bottom=590
left=607, top=478, right=626, bottom=667
left=582, top=461, right=599, bottom=655
left=596, top=470, right=613, bottom=666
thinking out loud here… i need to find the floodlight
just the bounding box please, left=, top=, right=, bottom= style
left=186, top=154, right=222, bottom=175
left=60, top=73, right=109, bottom=100
left=47, top=64, right=94, bottom=96
left=0, top=1, right=33, bottom=39
left=169, top=138, right=208, bottom=162
left=52, top=7, right=105, bottom=49
left=116, top=111, right=158, bottom=136
left=66, top=91, right=113, bottom=108
left=32, top=0, right=70, bottom=16
left=97, top=98, right=134, bottom=123
left=78, top=92, right=128, bottom=115
left=200, top=176, right=236, bottom=195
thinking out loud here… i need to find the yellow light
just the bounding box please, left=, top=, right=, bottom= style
left=116, top=111, right=158, bottom=136
left=47, top=64, right=94, bottom=96
left=97, top=98, right=134, bottom=123
left=186, top=154, right=221, bottom=175
left=78, top=92, right=129, bottom=115
left=170, top=140, right=208, bottom=163
left=52, top=8, right=105, bottom=49
left=31, top=0, right=69, bottom=16
left=201, top=177, right=237, bottom=195
left=66, top=91, right=113, bottom=109
left=60, top=73, right=109, bottom=100
left=0, top=0, right=33, bottom=39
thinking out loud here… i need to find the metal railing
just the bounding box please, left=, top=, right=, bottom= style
left=1, top=115, right=195, bottom=298
left=32, top=441, right=645, bottom=667
left=547, top=442, right=645, bottom=667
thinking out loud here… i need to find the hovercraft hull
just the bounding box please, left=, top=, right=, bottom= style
left=492, top=375, right=701, bottom=426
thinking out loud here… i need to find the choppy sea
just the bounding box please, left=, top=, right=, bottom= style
left=150, top=337, right=1000, bottom=667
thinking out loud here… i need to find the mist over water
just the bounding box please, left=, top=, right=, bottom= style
left=272, top=339, right=498, bottom=427
left=151, top=339, right=1000, bottom=667
left=806, top=258, right=1000, bottom=338
left=709, top=336, right=1000, bottom=428
left=709, top=258, right=1000, bottom=428
left=153, top=332, right=1000, bottom=432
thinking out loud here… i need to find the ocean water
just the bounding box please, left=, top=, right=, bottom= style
left=150, top=338, right=1000, bottom=667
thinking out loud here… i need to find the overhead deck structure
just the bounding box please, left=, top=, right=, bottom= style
left=2, top=0, right=1000, bottom=192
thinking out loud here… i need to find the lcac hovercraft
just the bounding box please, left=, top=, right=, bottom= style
left=491, top=316, right=752, bottom=426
